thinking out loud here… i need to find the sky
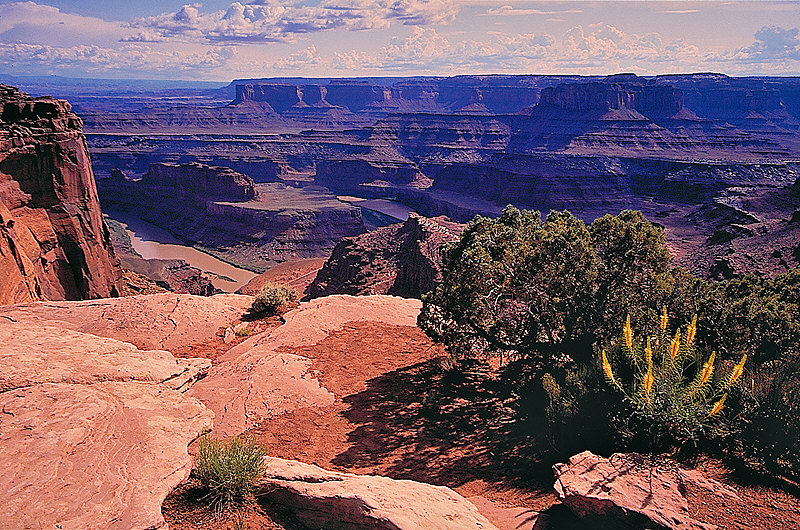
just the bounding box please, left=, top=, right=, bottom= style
left=0, top=1, right=799, bottom=81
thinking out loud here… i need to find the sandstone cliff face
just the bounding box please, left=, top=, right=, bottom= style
left=535, top=82, right=683, bottom=116
left=0, top=85, right=121, bottom=304
left=308, top=214, right=464, bottom=299
left=140, top=162, right=257, bottom=207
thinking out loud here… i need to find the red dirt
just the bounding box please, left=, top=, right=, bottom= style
left=163, top=319, right=800, bottom=530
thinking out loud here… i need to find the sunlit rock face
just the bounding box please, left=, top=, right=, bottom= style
left=0, top=85, right=122, bottom=305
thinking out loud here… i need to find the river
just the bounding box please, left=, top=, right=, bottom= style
left=109, top=213, right=257, bottom=292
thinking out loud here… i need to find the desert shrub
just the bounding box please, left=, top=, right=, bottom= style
left=194, top=436, right=265, bottom=513
left=732, top=355, right=800, bottom=480
left=538, top=366, right=619, bottom=458
left=250, top=283, right=299, bottom=316
left=702, top=268, right=800, bottom=364
left=419, top=206, right=705, bottom=369
left=601, top=311, right=747, bottom=453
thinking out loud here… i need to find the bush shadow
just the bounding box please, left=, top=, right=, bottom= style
left=331, top=357, right=556, bottom=492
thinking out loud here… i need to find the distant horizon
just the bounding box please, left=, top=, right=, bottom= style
left=4, top=71, right=800, bottom=89
left=1, top=2, right=799, bottom=81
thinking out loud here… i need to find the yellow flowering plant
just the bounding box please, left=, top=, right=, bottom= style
left=601, top=309, right=747, bottom=452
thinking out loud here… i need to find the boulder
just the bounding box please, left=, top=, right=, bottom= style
left=553, top=451, right=739, bottom=530
left=0, top=315, right=214, bottom=529
left=189, top=294, right=421, bottom=435
left=257, top=457, right=500, bottom=530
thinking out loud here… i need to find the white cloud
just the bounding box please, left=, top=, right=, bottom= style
left=0, top=41, right=235, bottom=75
left=327, top=24, right=708, bottom=74
left=732, top=25, right=800, bottom=62
left=0, top=2, right=798, bottom=79
left=126, top=1, right=460, bottom=44
left=480, top=5, right=583, bottom=17
left=0, top=1, right=130, bottom=47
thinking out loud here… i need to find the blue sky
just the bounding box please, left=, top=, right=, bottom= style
left=1, top=1, right=799, bottom=80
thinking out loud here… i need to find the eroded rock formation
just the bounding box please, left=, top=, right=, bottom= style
left=0, top=85, right=122, bottom=304
left=308, top=214, right=464, bottom=299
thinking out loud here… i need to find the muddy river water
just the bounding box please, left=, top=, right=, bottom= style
left=109, top=213, right=257, bottom=292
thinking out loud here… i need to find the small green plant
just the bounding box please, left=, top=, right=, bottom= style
left=250, top=283, right=299, bottom=316
left=234, top=326, right=251, bottom=337
left=194, top=436, right=265, bottom=513
left=601, top=309, right=747, bottom=453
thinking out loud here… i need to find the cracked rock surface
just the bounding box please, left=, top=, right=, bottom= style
left=0, top=292, right=252, bottom=351
left=0, top=294, right=237, bottom=529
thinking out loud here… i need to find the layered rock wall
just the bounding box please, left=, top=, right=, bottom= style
left=0, top=85, right=121, bottom=304
left=536, top=82, right=683, bottom=116
left=140, top=162, right=257, bottom=207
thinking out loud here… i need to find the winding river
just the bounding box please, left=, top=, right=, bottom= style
left=109, top=213, right=257, bottom=292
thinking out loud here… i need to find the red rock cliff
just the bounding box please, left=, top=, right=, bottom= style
left=0, top=85, right=121, bottom=304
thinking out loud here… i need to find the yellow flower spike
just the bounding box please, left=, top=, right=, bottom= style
left=670, top=330, right=681, bottom=360
left=643, top=367, right=654, bottom=398
left=660, top=306, right=668, bottom=331
left=727, top=354, right=747, bottom=387
left=709, top=393, right=728, bottom=416
left=624, top=315, right=633, bottom=351
left=686, top=314, right=698, bottom=346
left=645, top=337, right=653, bottom=365
left=602, top=350, right=618, bottom=388
left=699, top=351, right=716, bottom=386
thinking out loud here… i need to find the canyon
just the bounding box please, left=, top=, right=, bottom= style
left=1, top=78, right=799, bottom=529
left=100, top=162, right=365, bottom=273
left=16, top=72, right=795, bottom=281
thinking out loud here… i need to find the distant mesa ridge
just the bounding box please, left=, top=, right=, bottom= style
left=532, top=82, right=684, bottom=117
left=226, top=73, right=800, bottom=121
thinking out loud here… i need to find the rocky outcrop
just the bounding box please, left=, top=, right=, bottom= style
left=308, top=214, right=463, bottom=299
left=0, top=85, right=122, bottom=304
left=0, top=297, right=222, bottom=529
left=553, top=451, right=740, bottom=530
left=256, top=457, right=500, bottom=530
left=140, top=162, right=256, bottom=205
left=236, top=257, right=327, bottom=298
left=122, top=256, right=216, bottom=295
left=189, top=294, right=421, bottom=435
